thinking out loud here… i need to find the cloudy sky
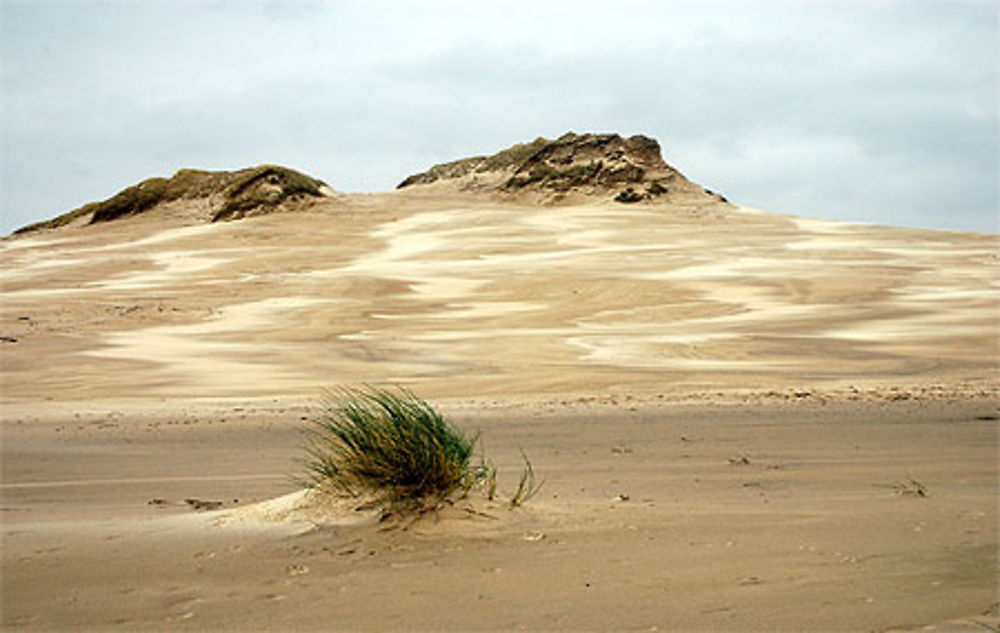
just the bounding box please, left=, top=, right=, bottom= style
left=1, top=0, right=996, bottom=234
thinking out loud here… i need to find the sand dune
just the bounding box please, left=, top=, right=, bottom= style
left=1, top=134, right=997, bottom=630
left=2, top=192, right=995, bottom=400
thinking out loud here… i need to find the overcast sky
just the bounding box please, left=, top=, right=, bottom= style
left=1, top=0, right=996, bottom=234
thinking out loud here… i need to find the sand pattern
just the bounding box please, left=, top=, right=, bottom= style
left=1, top=184, right=996, bottom=630
left=3, top=195, right=994, bottom=399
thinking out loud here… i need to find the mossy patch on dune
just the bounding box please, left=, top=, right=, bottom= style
left=395, top=138, right=553, bottom=189
left=211, top=166, right=329, bottom=222
left=395, top=131, right=704, bottom=204
left=14, top=165, right=330, bottom=234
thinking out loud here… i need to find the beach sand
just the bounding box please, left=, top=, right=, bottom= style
left=1, top=190, right=997, bottom=630
left=2, top=398, right=996, bottom=630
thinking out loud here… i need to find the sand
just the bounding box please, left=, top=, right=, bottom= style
left=2, top=399, right=996, bottom=630
left=1, top=190, right=997, bottom=630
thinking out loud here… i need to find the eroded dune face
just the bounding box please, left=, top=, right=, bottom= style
left=2, top=185, right=996, bottom=403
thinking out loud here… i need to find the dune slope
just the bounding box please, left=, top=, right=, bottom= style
left=1, top=134, right=997, bottom=630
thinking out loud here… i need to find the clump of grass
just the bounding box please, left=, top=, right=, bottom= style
left=88, top=177, right=172, bottom=223
left=303, top=386, right=491, bottom=508
left=509, top=447, right=543, bottom=508
left=303, top=387, right=544, bottom=515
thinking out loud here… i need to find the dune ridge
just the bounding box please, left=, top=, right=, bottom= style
left=14, top=165, right=334, bottom=234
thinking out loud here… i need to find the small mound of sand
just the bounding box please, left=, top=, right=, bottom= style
left=206, top=487, right=537, bottom=538
left=209, top=489, right=382, bottom=533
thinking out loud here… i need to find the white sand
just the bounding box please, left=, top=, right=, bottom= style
left=83, top=297, right=329, bottom=393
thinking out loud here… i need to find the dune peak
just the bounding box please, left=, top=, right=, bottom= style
left=397, top=131, right=724, bottom=204
left=15, top=165, right=334, bottom=234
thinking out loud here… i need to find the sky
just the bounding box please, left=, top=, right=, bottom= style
left=1, top=0, right=997, bottom=234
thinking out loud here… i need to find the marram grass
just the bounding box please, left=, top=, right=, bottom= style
left=303, top=386, right=493, bottom=506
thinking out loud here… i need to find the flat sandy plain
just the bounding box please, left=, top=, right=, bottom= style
left=1, top=189, right=998, bottom=630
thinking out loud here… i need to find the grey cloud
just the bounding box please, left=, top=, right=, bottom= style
left=1, top=0, right=996, bottom=233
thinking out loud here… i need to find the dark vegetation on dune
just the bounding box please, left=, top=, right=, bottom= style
left=396, top=131, right=725, bottom=204
left=14, top=165, right=329, bottom=234
left=13, top=131, right=729, bottom=235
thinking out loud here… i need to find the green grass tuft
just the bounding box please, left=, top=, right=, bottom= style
left=303, top=386, right=491, bottom=507
left=509, top=446, right=544, bottom=507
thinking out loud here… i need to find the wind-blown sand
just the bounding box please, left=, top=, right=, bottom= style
left=2, top=399, right=996, bottom=630
left=1, top=187, right=997, bottom=630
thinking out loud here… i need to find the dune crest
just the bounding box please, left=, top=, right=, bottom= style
left=14, top=165, right=334, bottom=234
left=398, top=131, right=725, bottom=204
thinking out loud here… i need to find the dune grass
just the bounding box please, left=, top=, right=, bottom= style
left=303, top=387, right=491, bottom=507
left=303, top=386, right=542, bottom=512
left=509, top=447, right=543, bottom=508
left=14, top=165, right=328, bottom=233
